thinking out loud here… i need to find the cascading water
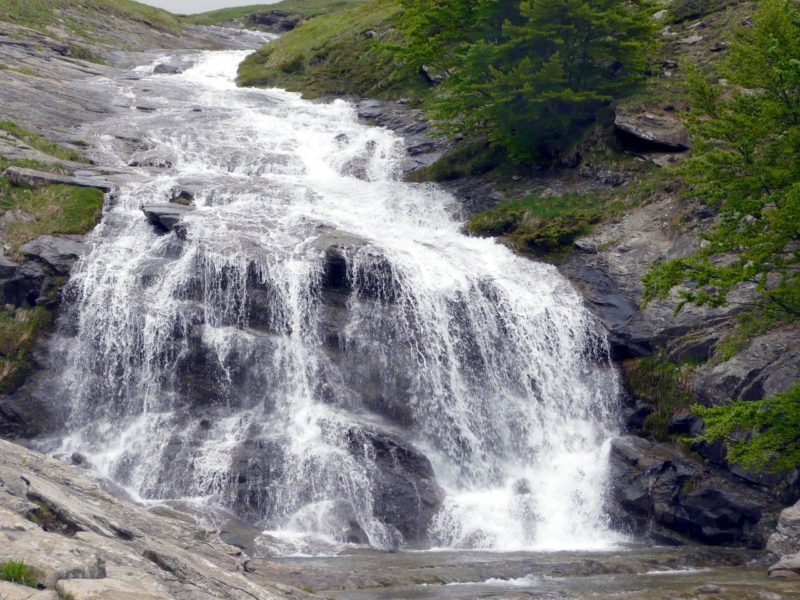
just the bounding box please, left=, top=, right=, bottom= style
left=42, top=50, right=622, bottom=554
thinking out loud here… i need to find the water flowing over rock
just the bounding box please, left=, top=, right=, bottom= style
left=11, top=51, right=621, bottom=555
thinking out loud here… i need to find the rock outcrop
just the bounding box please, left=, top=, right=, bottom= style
left=608, top=436, right=780, bottom=548
left=693, top=326, right=800, bottom=405
left=767, top=500, right=800, bottom=578
left=614, top=106, right=691, bottom=152
left=0, top=438, right=309, bottom=599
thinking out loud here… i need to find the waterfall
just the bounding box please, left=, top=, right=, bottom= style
left=43, top=50, right=621, bottom=553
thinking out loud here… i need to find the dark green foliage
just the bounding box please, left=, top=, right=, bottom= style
left=694, top=382, right=800, bottom=472
left=0, top=560, right=37, bottom=587
left=466, top=192, right=605, bottom=254
left=400, top=0, right=658, bottom=162
left=620, top=352, right=698, bottom=440
left=643, top=0, right=800, bottom=319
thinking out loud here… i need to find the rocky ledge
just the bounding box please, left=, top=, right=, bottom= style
left=0, top=438, right=311, bottom=599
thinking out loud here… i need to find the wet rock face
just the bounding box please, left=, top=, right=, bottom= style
left=608, top=436, right=780, bottom=548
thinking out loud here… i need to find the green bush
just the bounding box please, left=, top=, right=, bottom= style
left=693, top=383, right=800, bottom=472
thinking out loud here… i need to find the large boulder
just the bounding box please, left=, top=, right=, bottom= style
left=693, top=326, right=800, bottom=405
left=614, top=106, right=691, bottom=152
left=2, top=167, right=113, bottom=193
left=608, top=436, right=780, bottom=547
left=247, top=10, right=302, bottom=32
left=768, top=500, right=800, bottom=557
left=19, top=235, right=88, bottom=275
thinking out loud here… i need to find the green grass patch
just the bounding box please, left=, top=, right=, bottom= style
left=182, top=0, right=367, bottom=24
left=0, top=0, right=181, bottom=37
left=0, top=560, right=37, bottom=587
left=0, top=177, right=103, bottom=254
left=237, top=0, right=425, bottom=99
left=0, top=63, right=40, bottom=77
left=620, top=352, right=698, bottom=440
left=465, top=191, right=611, bottom=255
left=0, top=307, right=50, bottom=394
left=0, top=121, right=88, bottom=163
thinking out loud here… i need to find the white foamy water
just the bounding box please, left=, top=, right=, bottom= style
left=46, top=50, right=622, bottom=553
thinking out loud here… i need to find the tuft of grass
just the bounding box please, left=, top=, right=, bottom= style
left=0, top=63, right=40, bottom=77
left=620, top=352, right=698, bottom=440
left=182, top=0, right=367, bottom=24
left=237, top=0, right=424, bottom=100
left=0, top=560, right=37, bottom=588
left=0, top=306, right=51, bottom=394
left=465, top=191, right=611, bottom=255
left=0, top=177, right=103, bottom=255
left=0, top=0, right=181, bottom=36
left=0, top=121, right=88, bottom=163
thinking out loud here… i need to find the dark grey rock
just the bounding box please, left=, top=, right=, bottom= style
left=668, top=409, right=705, bottom=436
left=608, top=436, right=780, bottom=548
left=247, top=10, right=302, bottom=33
left=19, top=235, right=88, bottom=275
left=142, top=203, right=196, bottom=232
left=693, top=327, right=800, bottom=405
left=0, top=254, right=19, bottom=279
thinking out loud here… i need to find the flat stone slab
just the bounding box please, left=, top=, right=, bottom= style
left=141, top=203, right=196, bottom=232
left=2, top=167, right=114, bottom=193
left=0, top=581, right=57, bottom=600
left=615, top=107, right=691, bottom=151
left=19, top=234, right=88, bottom=274
left=56, top=578, right=171, bottom=600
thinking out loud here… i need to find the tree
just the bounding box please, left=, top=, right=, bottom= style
left=399, top=0, right=657, bottom=162
left=643, top=0, right=800, bottom=318
left=694, top=383, right=800, bottom=472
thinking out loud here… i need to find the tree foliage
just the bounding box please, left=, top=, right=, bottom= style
left=643, top=0, right=800, bottom=318
left=399, top=0, right=657, bottom=162
left=694, top=383, right=800, bottom=472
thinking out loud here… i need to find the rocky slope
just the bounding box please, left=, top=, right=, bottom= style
left=0, top=438, right=313, bottom=599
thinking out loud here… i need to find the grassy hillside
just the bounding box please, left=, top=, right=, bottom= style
left=0, top=0, right=181, bottom=36
left=182, top=0, right=368, bottom=24
left=237, top=0, right=425, bottom=98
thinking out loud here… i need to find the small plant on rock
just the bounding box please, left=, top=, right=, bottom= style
left=0, top=560, right=37, bottom=587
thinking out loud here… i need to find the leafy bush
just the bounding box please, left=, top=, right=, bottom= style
left=693, top=383, right=800, bottom=472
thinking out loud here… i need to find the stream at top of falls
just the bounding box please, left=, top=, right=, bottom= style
left=37, top=49, right=624, bottom=557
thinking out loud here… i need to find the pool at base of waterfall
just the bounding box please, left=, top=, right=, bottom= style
left=241, top=546, right=798, bottom=599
